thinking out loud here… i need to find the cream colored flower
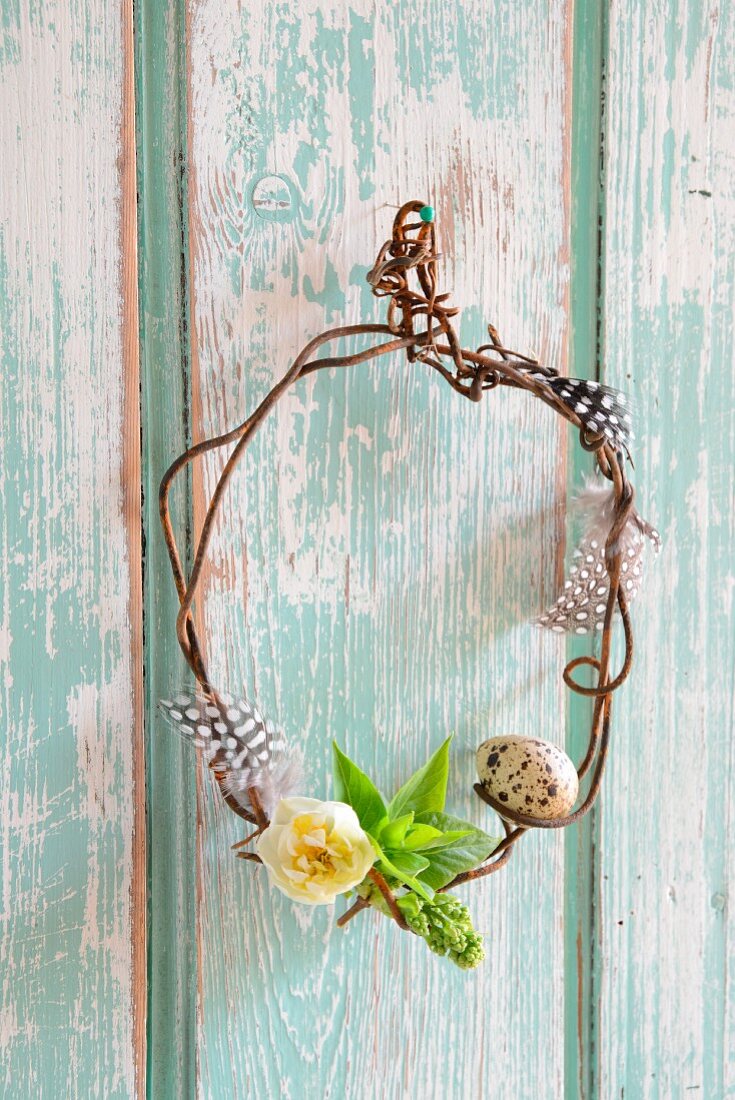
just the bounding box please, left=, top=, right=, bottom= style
left=256, top=796, right=376, bottom=905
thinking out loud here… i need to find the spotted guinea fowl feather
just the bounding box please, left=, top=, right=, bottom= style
left=158, top=688, right=303, bottom=818
left=535, top=481, right=661, bottom=636
left=534, top=374, right=635, bottom=455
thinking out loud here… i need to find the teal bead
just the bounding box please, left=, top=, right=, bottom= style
left=419, top=204, right=434, bottom=223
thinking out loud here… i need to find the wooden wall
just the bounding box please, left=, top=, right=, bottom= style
left=1, top=0, right=732, bottom=1096
left=0, top=0, right=145, bottom=1095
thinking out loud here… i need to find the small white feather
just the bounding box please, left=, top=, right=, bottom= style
left=572, top=478, right=661, bottom=557
left=535, top=477, right=661, bottom=634
left=223, top=752, right=306, bottom=820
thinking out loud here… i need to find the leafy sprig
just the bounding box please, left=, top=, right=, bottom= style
left=333, top=738, right=499, bottom=966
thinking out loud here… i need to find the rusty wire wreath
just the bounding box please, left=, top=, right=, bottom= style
left=159, top=199, right=659, bottom=938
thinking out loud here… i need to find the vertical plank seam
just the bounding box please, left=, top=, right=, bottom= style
left=182, top=1, right=209, bottom=1095
left=565, top=0, right=610, bottom=1096
left=588, top=6, right=610, bottom=1097
left=134, top=0, right=198, bottom=1093
left=121, top=0, right=146, bottom=1093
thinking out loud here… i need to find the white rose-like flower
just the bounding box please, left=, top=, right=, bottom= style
left=256, top=797, right=376, bottom=905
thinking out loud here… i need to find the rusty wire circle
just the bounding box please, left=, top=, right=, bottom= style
left=159, top=200, right=638, bottom=920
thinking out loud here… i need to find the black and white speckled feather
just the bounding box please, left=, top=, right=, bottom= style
left=158, top=689, right=303, bottom=817
left=534, top=481, right=661, bottom=636
left=537, top=375, right=634, bottom=454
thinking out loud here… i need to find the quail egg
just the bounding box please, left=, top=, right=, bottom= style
left=476, top=735, right=579, bottom=820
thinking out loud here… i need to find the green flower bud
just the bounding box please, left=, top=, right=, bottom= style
left=402, top=892, right=485, bottom=970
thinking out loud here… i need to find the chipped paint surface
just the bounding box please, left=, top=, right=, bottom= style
left=0, top=1, right=143, bottom=1096
left=2, top=0, right=733, bottom=1094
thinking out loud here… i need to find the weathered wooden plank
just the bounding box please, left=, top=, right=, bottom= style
left=0, top=1, right=145, bottom=1096
left=184, top=1, right=573, bottom=1096
left=597, top=1, right=735, bottom=1096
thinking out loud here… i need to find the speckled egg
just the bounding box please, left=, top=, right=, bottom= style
left=476, top=736, right=579, bottom=820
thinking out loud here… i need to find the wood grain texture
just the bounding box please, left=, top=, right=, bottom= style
left=0, top=1, right=144, bottom=1097
left=597, top=1, right=735, bottom=1096
left=183, top=1, right=573, bottom=1097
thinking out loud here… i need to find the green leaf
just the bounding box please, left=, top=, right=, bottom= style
left=378, top=812, right=415, bottom=848
left=401, top=823, right=444, bottom=850
left=377, top=852, right=434, bottom=902
left=387, top=736, right=452, bottom=820
left=383, top=850, right=430, bottom=877
left=410, top=829, right=473, bottom=851
left=332, top=742, right=387, bottom=834
left=414, top=811, right=500, bottom=891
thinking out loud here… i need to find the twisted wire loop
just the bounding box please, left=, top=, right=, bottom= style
left=159, top=199, right=637, bottom=920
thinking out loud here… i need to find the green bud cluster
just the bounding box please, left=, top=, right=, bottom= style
left=401, top=892, right=485, bottom=970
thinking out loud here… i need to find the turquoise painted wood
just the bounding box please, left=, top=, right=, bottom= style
left=597, top=1, right=734, bottom=1095
left=1, top=0, right=733, bottom=1096
left=0, top=0, right=145, bottom=1096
